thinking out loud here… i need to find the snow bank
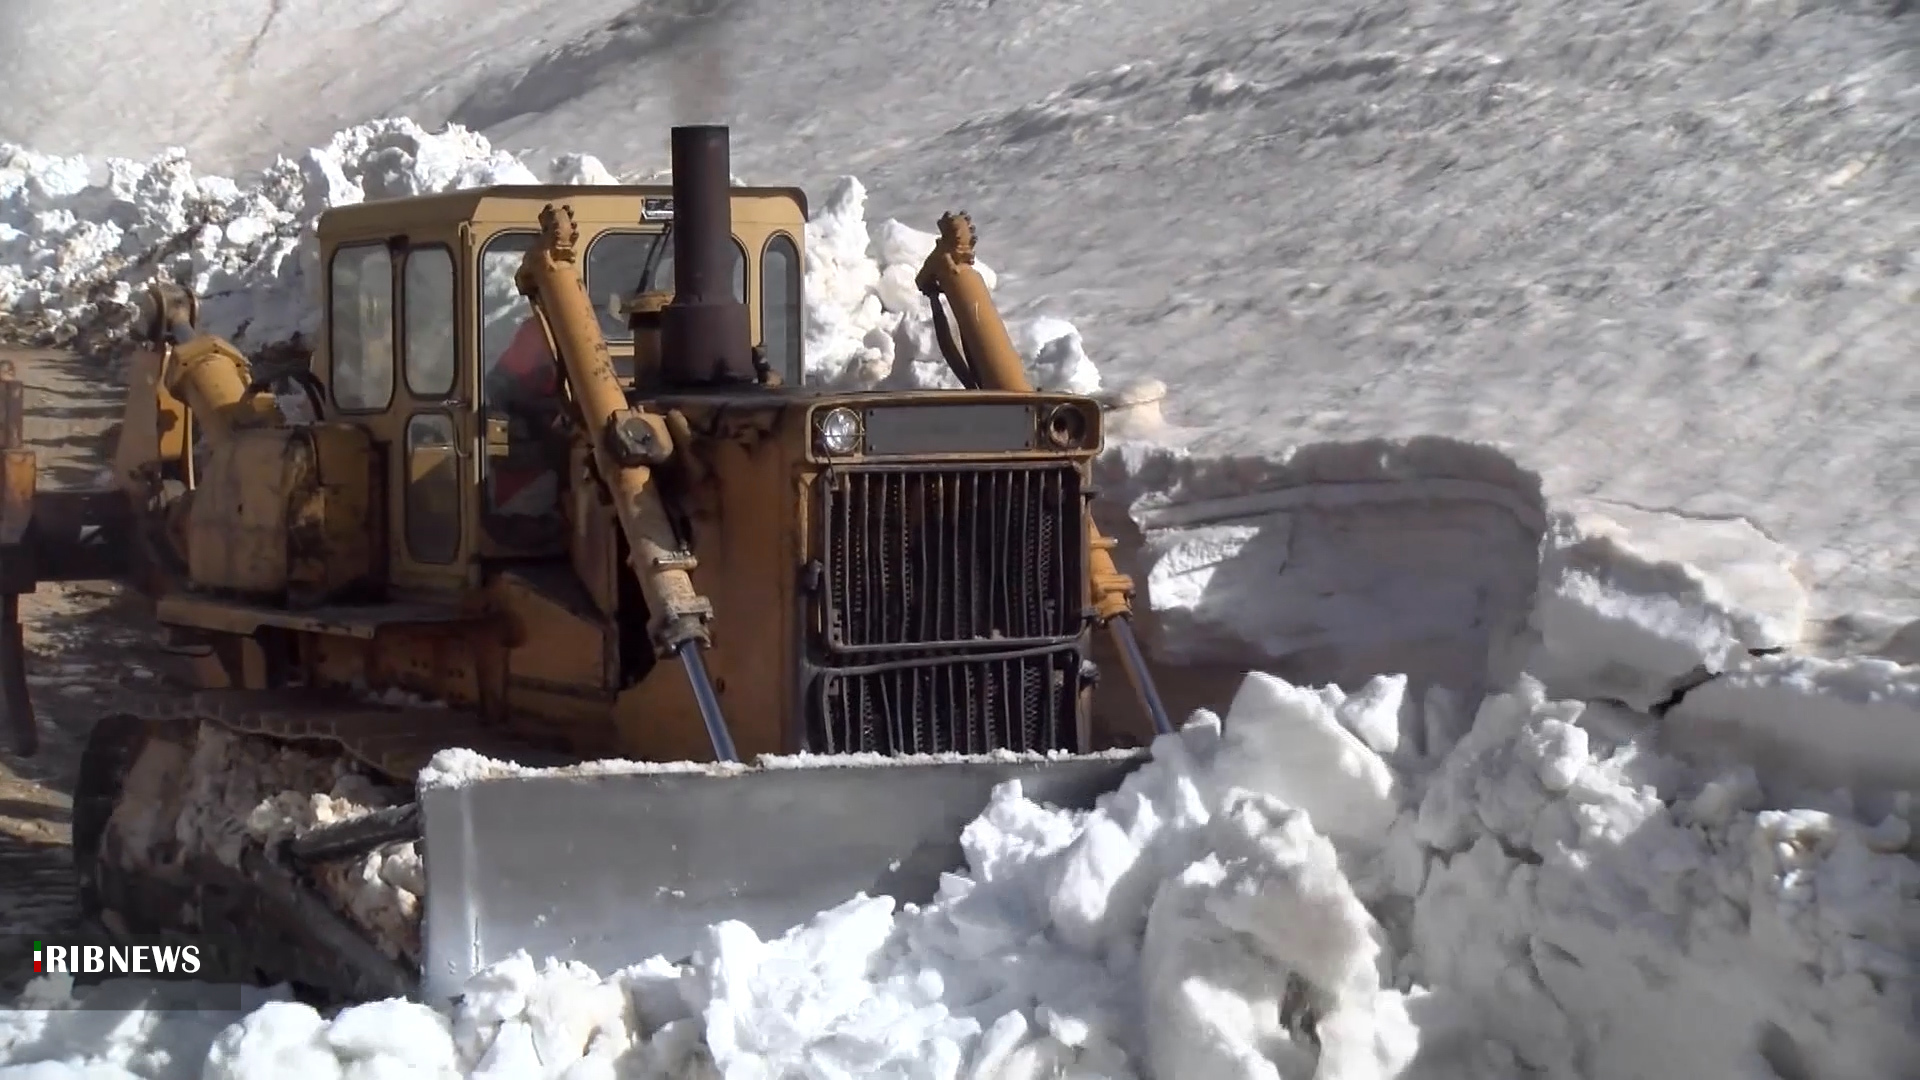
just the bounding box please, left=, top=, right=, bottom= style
left=0, top=120, right=1101, bottom=397
left=0, top=977, right=279, bottom=1080
left=1094, top=436, right=1550, bottom=701
left=0, top=121, right=546, bottom=353
left=1095, top=441, right=1920, bottom=795
left=799, top=174, right=1100, bottom=393
left=1668, top=653, right=1920, bottom=793
left=1403, top=677, right=1919, bottom=1080
left=1526, top=502, right=1810, bottom=711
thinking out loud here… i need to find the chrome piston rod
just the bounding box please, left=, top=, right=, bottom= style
left=1108, top=616, right=1175, bottom=737
left=675, top=642, right=740, bottom=763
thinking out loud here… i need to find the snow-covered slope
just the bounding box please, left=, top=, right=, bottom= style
left=858, top=1, right=1918, bottom=623
left=3, top=0, right=1913, bottom=618
left=2, top=116, right=1918, bottom=1080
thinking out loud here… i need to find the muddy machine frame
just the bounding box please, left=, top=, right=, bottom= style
left=0, top=126, right=1174, bottom=1003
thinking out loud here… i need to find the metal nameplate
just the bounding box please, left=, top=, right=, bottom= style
left=640, top=197, right=674, bottom=221
left=861, top=403, right=1036, bottom=455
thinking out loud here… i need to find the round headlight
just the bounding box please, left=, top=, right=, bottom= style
left=1042, top=403, right=1089, bottom=449
left=815, top=407, right=863, bottom=456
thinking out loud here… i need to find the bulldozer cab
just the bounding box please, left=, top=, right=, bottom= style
left=312, top=185, right=809, bottom=574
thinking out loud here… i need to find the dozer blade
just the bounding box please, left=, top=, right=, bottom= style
left=418, top=749, right=1149, bottom=1004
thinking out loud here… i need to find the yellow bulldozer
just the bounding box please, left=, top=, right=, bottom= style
left=0, top=126, right=1173, bottom=1005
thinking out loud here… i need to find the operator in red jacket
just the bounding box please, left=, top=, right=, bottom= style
left=485, top=315, right=563, bottom=520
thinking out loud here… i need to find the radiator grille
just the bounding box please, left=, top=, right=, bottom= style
left=810, top=647, right=1080, bottom=755
left=809, top=463, right=1090, bottom=756
left=819, top=465, right=1083, bottom=651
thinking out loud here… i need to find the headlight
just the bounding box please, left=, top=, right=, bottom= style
left=815, top=407, right=863, bottom=456
left=1041, top=403, right=1090, bottom=449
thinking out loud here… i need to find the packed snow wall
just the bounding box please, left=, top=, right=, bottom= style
left=0, top=119, right=1098, bottom=388
left=3, top=120, right=1919, bottom=1080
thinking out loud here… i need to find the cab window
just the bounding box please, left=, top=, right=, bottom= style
left=402, top=246, right=457, bottom=399
left=584, top=229, right=746, bottom=343
left=761, top=233, right=803, bottom=384
left=404, top=413, right=460, bottom=564
left=329, top=243, right=394, bottom=411
left=478, top=232, right=538, bottom=381
left=476, top=231, right=564, bottom=548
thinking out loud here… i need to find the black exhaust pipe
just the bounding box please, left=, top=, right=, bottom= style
left=661, top=125, right=756, bottom=387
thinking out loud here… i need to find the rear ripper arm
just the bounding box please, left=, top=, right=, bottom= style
left=916, top=212, right=1174, bottom=737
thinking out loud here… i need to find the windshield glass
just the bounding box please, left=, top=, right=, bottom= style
left=584, top=229, right=747, bottom=342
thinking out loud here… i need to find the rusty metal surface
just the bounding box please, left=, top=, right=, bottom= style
left=0, top=361, right=23, bottom=451
left=155, top=593, right=481, bottom=639
left=0, top=362, right=39, bottom=754
left=0, top=595, right=32, bottom=757
left=122, top=687, right=568, bottom=780
left=29, top=491, right=131, bottom=582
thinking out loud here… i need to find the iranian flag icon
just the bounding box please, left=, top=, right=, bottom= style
left=32, top=941, right=42, bottom=973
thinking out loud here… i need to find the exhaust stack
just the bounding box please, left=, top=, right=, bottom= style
left=661, top=125, right=756, bottom=387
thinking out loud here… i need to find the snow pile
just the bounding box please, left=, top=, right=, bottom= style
left=1, top=120, right=1101, bottom=396
left=799, top=174, right=1100, bottom=394
left=0, top=977, right=281, bottom=1080
left=1095, top=436, right=1550, bottom=698
left=11, top=660, right=1918, bottom=1078
left=0, top=121, right=539, bottom=352
left=1526, top=503, right=1810, bottom=711
left=1400, top=676, right=1918, bottom=1079
left=1669, top=653, right=1920, bottom=793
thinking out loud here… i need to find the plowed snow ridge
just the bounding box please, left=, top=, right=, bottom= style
left=0, top=119, right=1098, bottom=395
left=1, top=122, right=1918, bottom=1080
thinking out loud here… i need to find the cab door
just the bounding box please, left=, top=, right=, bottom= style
left=326, top=236, right=468, bottom=592
left=472, top=228, right=568, bottom=556
left=396, top=243, right=465, bottom=583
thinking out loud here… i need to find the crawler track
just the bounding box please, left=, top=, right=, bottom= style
left=69, top=690, right=566, bottom=1003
